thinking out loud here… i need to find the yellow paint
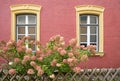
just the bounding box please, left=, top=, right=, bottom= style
left=75, top=5, right=105, bottom=56
left=10, top=4, right=41, bottom=41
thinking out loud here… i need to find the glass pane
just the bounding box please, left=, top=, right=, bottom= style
left=32, top=45, right=36, bottom=51
left=80, top=27, right=87, bottom=34
left=28, top=27, right=36, bottom=34
left=90, top=26, right=97, bottom=34
left=28, top=15, right=36, bottom=24
left=90, top=43, right=96, bottom=45
left=90, top=15, right=98, bottom=24
left=18, top=35, right=25, bottom=40
left=17, top=15, right=25, bottom=24
left=80, top=35, right=87, bottom=42
left=90, top=35, right=96, bottom=42
left=29, top=43, right=36, bottom=51
left=29, top=35, right=36, bottom=41
left=80, top=15, right=87, bottom=24
left=18, top=27, right=25, bottom=34
left=80, top=43, right=87, bottom=47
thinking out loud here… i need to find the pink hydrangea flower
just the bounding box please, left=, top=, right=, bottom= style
left=22, top=60, right=26, bottom=65
left=24, top=55, right=30, bottom=61
left=21, top=46, right=26, bottom=51
left=22, top=36, right=30, bottom=40
left=60, top=49, right=66, bottom=56
left=37, top=69, right=44, bottom=76
left=6, top=41, right=13, bottom=47
left=63, top=59, right=67, bottom=63
left=73, top=67, right=81, bottom=73
left=14, top=58, right=20, bottom=63
left=37, top=57, right=43, bottom=61
left=47, top=49, right=52, bottom=55
left=68, top=52, right=74, bottom=58
left=60, top=36, right=64, bottom=42
left=17, top=47, right=23, bottom=53
left=57, top=47, right=62, bottom=52
left=53, top=46, right=58, bottom=50
left=26, top=48, right=32, bottom=54
left=35, top=66, right=42, bottom=70
left=80, top=45, right=85, bottom=49
left=27, top=69, right=35, bottom=74
left=67, top=58, right=74, bottom=63
left=51, top=59, right=57, bottom=66
left=30, top=61, right=37, bottom=67
left=36, top=50, right=42, bottom=55
left=3, top=47, right=8, bottom=52
left=31, top=55, right=36, bottom=60
left=69, top=38, right=77, bottom=47
left=8, top=69, right=16, bottom=75
left=17, top=40, right=23, bottom=47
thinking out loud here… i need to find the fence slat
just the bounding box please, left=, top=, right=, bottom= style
left=110, top=68, right=120, bottom=81
left=103, top=68, right=113, bottom=81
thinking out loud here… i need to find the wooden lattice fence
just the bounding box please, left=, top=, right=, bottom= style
left=0, top=68, right=120, bottom=81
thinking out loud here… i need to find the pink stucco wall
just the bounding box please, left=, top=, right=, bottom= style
left=0, top=0, right=120, bottom=68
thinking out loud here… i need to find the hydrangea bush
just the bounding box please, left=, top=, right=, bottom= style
left=0, top=35, right=96, bottom=78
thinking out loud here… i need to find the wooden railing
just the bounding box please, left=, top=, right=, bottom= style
left=0, top=68, right=120, bottom=81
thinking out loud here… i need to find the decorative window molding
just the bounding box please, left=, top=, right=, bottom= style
left=10, top=4, right=41, bottom=41
left=75, top=5, right=105, bottom=56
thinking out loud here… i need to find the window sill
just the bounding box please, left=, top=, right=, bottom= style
left=90, top=52, right=104, bottom=57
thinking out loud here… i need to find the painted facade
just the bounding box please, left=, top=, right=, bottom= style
left=0, top=0, right=120, bottom=68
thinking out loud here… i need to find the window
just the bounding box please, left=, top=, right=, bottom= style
left=16, top=14, right=37, bottom=50
left=16, top=14, right=36, bottom=41
left=10, top=4, right=41, bottom=42
left=80, top=15, right=99, bottom=51
left=75, top=5, right=105, bottom=56
left=10, top=4, right=41, bottom=50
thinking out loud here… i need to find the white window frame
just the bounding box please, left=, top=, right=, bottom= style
left=80, top=15, right=99, bottom=51
left=16, top=14, right=37, bottom=49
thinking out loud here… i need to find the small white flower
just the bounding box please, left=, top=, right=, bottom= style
left=9, top=62, right=13, bottom=65
left=49, top=74, right=55, bottom=79
left=56, top=63, right=61, bottom=67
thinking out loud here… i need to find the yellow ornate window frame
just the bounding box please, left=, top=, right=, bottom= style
left=75, top=5, right=105, bottom=56
left=10, top=4, right=41, bottom=41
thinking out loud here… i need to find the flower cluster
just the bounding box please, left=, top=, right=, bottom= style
left=0, top=35, right=96, bottom=78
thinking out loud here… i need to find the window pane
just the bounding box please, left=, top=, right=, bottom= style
left=18, top=27, right=25, bottom=34
left=28, top=27, right=36, bottom=34
left=28, top=15, right=36, bottom=24
left=31, top=45, right=36, bottom=51
left=90, top=35, right=96, bottom=42
left=80, top=27, right=87, bottom=34
left=29, top=35, right=36, bottom=41
left=90, top=26, right=97, bottom=34
left=80, top=15, right=87, bottom=24
left=18, top=35, right=25, bottom=40
left=17, top=15, right=25, bottom=24
left=80, top=43, right=87, bottom=47
left=90, top=43, right=96, bottom=45
left=80, top=35, right=87, bottom=42
left=90, top=15, right=98, bottom=24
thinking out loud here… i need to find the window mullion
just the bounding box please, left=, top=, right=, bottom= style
left=25, top=15, right=29, bottom=48
left=87, top=15, right=90, bottom=46
left=26, top=15, right=28, bottom=36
